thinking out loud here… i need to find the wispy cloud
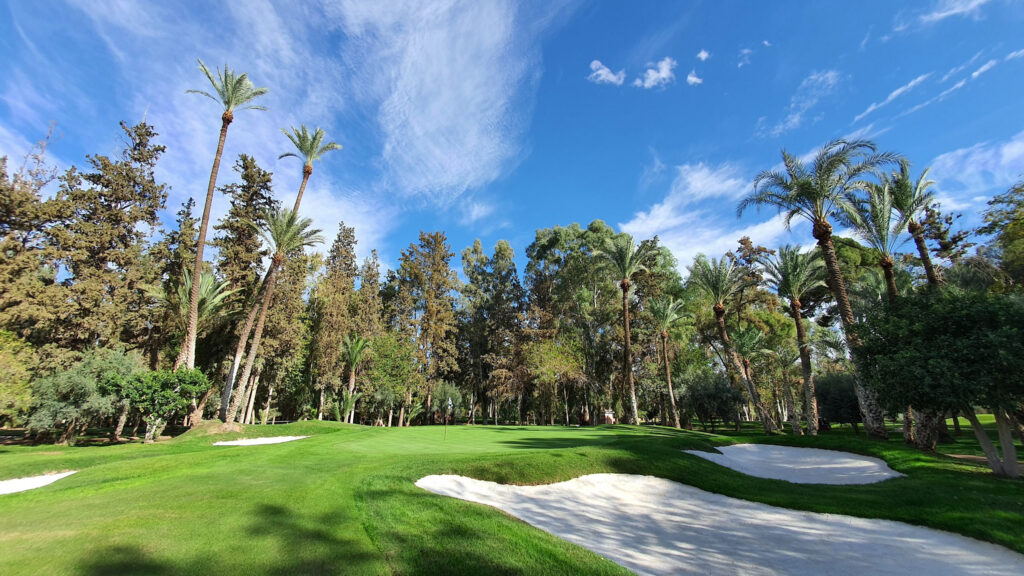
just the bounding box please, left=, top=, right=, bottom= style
left=853, top=73, right=931, bottom=123
left=929, top=129, right=1024, bottom=212
left=1007, top=49, right=1024, bottom=61
left=941, top=51, right=982, bottom=82
left=686, top=69, right=703, bottom=86
left=920, top=0, right=992, bottom=24
left=762, top=70, right=840, bottom=137
left=762, top=40, right=772, bottom=47
left=622, top=162, right=748, bottom=238
left=459, top=200, right=496, bottom=226
left=970, top=59, right=997, bottom=79
left=587, top=59, right=625, bottom=86
left=696, top=49, right=710, bottom=62
left=638, top=147, right=667, bottom=190
left=633, top=57, right=677, bottom=89
left=737, top=48, right=753, bottom=68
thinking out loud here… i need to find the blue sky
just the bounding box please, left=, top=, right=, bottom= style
left=2, top=0, right=1023, bottom=275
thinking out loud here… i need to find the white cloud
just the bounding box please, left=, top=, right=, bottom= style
left=621, top=162, right=748, bottom=238
left=633, top=57, right=677, bottom=89
left=459, top=200, right=496, bottom=226
left=970, top=59, right=997, bottom=79
left=762, top=40, right=772, bottom=47
left=737, top=48, right=753, bottom=68
left=928, top=130, right=1024, bottom=212
left=920, top=0, right=992, bottom=24
left=763, top=70, right=840, bottom=137
left=941, top=51, right=982, bottom=82
left=587, top=60, right=625, bottom=86
left=638, top=147, right=666, bottom=190
left=696, top=49, right=710, bottom=62
left=897, top=79, right=967, bottom=118
left=686, top=69, right=703, bottom=86
left=1007, top=49, right=1024, bottom=61
left=853, top=73, right=931, bottom=123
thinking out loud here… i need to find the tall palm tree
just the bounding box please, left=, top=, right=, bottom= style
left=279, top=125, right=343, bottom=211
left=757, top=245, right=825, bottom=434
left=740, top=138, right=897, bottom=439
left=687, top=255, right=776, bottom=433
left=341, top=334, right=370, bottom=424
left=841, top=182, right=909, bottom=304
left=179, top=60, right=268, bottom=370
left=594, top=233, right=659, bottom=425
left=147, top=266, right=235, bottom=336
left=649, top=297, right=688, bottom=429
left=226, top=209, right=323, bottom=423
left=890, top=159, right=939, bottom=285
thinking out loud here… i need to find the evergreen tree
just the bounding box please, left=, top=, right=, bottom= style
left=309, top=222, right=358, bottom=419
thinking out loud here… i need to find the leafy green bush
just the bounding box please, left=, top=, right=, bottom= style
left=815, top=372, right=862, bottom=431
left=681, top=372, right=741, bottom=432
left=126, top=368, right=210, bottom=442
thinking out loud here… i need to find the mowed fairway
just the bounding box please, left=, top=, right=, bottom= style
left=1, top=423, right=1022, bottom=575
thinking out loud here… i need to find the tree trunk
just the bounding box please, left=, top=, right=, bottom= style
left=782, top=379, right=802, bottom=435
left=181, top=114, right=232, bottom=370
left=346, top=369, right=357, bottom=424
left=387, top=408, right=393, bottom=428
left=113, top=403, right=129, bottom=441
left=904, top=406, right=916, bottom=444
left=318, top=387, right=326, bottom=421
left=908, top=220, right=939, bottom=286
left=815, top=222, right=888, bottom=440
left=261, top=385, right=274, bottom=425
left=879, top=258, right=899, bottom=305
left=244, top=371, right=260, bottom=425
left=220, top=271, right=270, bottom=421
left=791, top=302, right=818, bottom=435
left=714, top=305, right=775, bottom=434
left=293, top=166, right=311, bottom=212
left=144, top=417, right=164, bottom=444
left=661, top=332, right=681, bottom=429
left=912, top=408, right=941, bottom=452
left=189, top=386, right=215, bottom=427
left=993, top=407, right=1020, bottom=478
left=964, top=409, right=1019, bottom=478
left=620, top=282, right=640, bottom=424
left=563, top=382, right=570, bottom=426
left=227, top=263, right=278, bottom=423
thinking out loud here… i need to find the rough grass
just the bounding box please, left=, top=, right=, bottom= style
left=0, top=421, right=1021, bottom=575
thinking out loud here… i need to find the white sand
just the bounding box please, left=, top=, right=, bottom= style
left=212, top=435, right=308, bottom=446
left=684, top=444, right=902, bottom=484
left=0, top=471, right=77, bottom=495
left=417, top=473, right=1024, bottom=576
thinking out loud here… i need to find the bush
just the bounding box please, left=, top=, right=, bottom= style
left=815, top=372, right=862, bottom=432
left=682, top=372, right=742, bottom=432
left=126, top=368, right=211, bottom=442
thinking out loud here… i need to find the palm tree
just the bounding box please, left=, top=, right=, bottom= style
left=594, top=234, right=659, bottom=424
left=179, top=60, right=268, bottom=371
left=341, top=334, right=370, bottom=424
left=841, top=182, right=909, bottom=304
left=226, top=209, right=323, bottom=423
left=740, top=138, right=896, bottom=439
left=147, top=266, right=235, bottom=336
left=757, top=245, right=825, bottom=434
left=687, top=255, right=776, bottom=433
left=649, top=297, right=688, bottom=429
left=279, top=125, right=343, bottom=211
left=890, top=160, right=939, bottom=285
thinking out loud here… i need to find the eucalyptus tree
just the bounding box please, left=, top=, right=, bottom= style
left=740, top=139, right=897, bottom=439
left=341, top=334, right=370, bottom=423
left=226, top=209, right=323, bottom=423
left=649, top=297, right=687, bottom=428
left=890, top=160, right=939, bottom=285
left=841, top=182, right=909, bottom=304
left=687, top=255, right=775, bottom=433
left=757, top=245, right=825, bottom=434
left=594, top=233, right=659, bottom=425
left=181, top=60, right=267, bottom=370
left=279, top=125, right=343, bottom=211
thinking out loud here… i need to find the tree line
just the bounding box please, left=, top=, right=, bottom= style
left=0, top=61, right=1021, bottom=476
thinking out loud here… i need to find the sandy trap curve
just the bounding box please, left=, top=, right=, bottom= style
left=0, top=471, right=77, bottom=495
left=417, top=473, right=1023, bottom=576
left=684, top=444, right=902, bottom=484
left=212, top=436, right=308, bottom=446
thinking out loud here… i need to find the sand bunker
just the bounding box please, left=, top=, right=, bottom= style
left=0, top=471, right=77, bottom=495
left=684, top=444, right=902, bottom=484
left=212, top=435, right=308, bottom=446
left=417, top=473, right=1023, bottom=575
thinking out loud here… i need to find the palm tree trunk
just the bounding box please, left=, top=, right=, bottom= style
left=227, top=264, right=278, bottom=423
left=908, top=220, right=939, bottom=286
left=261, top=385, right=274, bottom=425
left=782, top=379, right=802, bottom=435
left=113, top=403, right=129, bottom=441
left=815, top=221, right=888, bottom=440
left=880, top=259, right=899, bottom=304
left=715, top=306, right=775, bottom=433
left=293, top=166, right=311, bottom=212
left=620, top=284, right=640, bottom=424
left=189, top=386, right=214, bottom=427
left=317, top=388, right=326, bottom=421
left=791, top=302, right=818, bottom=435
left=346, top=370, right=357, bottom=424
left=181, top=114, right=232, bottom=370
left=220, top=272, right=271, bottom=421
left=244, top=370, right=260, bottom=424
left=661, top=333, right=681, bottom=429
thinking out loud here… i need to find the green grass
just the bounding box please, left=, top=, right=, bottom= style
left=0, top=422, right=1021, bottom=575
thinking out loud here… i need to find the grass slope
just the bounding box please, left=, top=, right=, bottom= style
left=0, top=423, right=1021, bottom=575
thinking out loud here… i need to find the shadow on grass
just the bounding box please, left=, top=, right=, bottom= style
left=77, top=545, right=173, bottom=576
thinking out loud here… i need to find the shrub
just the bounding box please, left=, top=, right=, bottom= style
left=682, top=372, right=742, bottom=432
left=815, top=372, right=862, bottom=432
